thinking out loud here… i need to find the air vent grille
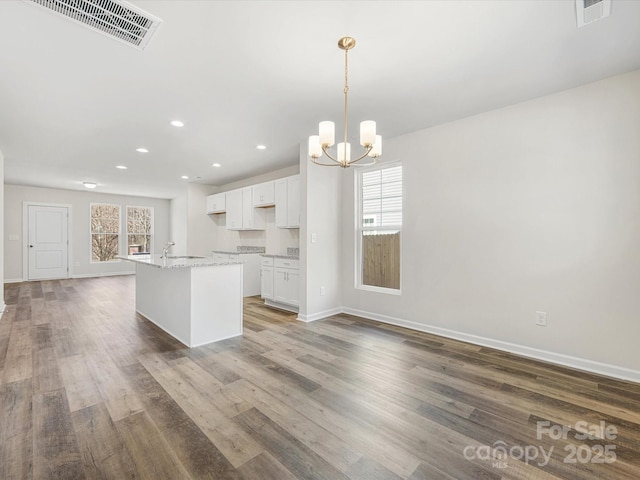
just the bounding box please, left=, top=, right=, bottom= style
left=29, top=0, right=161, bottom=50
left=576, top=0, right=611, bottom=27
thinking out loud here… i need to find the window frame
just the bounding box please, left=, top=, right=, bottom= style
left=89, top=203, right=121, bottom=263
left=355, top=161, right=403, bottom=295
left=126, top=205, right=154, bottom=256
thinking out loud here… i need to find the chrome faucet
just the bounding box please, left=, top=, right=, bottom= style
left=161, top=241, right=175, bottom=258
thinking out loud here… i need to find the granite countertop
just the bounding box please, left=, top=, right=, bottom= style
left=118, top=254, right=243, bottom=269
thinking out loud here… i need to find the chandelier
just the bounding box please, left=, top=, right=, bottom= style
left=308, top=37, right=382, bottom=167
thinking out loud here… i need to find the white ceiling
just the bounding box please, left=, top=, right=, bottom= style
left=1, top=0, right=639, bottom=199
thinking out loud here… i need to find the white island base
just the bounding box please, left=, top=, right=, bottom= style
left=134, top=260, right=243, bottom=347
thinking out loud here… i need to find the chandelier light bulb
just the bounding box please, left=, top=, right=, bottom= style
left=308, top=135, right=322, bottom=158
left=360, top=121, right=376, bottom=147
left=368, top=135, right=382, bottom=158
left=337, top=142, right=351, bottom=163
left=319, top=121, right=335, bottom=147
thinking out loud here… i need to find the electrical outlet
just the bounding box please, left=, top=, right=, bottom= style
left=320, top=286, right=325, bottom=296
left=536, top=311, right=547, bottom=326
left=311, top=233, right=317, bottom=243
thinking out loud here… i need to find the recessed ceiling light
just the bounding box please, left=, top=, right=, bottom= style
left=170, top=120, right=184, bottom=127
left=136, top=147, right=149, bottom=153
left=116, top=165, right=128, bottom=170
left=181, top=175, right=189, bottom=179
left=256, top=144, right=267, bottom=150
left=83, top=182, right=97, bottom=189
left=212, top=163, right=221, bottom=167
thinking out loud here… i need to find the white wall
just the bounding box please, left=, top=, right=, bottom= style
left=169, top=190, right=188, bottom=256
left=186, top=183, right=219, bottom=256
left=4, top=185, right=170, bottom=281
left=300, top=144, right=343, bottom=322
left=340, top=69, right=640, bottom=378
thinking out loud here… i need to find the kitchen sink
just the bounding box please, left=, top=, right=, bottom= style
left=166, top=255, right=205, bottom=259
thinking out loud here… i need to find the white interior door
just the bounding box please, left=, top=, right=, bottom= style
left=28, top=205, right=69, bottom=280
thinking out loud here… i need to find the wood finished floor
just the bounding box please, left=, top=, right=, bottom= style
left=1, top=276, right=639, bottom=480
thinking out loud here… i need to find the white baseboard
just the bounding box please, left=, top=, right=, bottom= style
left=71, top=271, right=135, bottom=279
left=341, top=307, right=640, bottom=384
left=298, top=306, right=343, bottom=323
left=4, top=272, right=134, bottom=283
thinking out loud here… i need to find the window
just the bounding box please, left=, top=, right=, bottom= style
left=126, top=206, right=153, bottom=255
left=357, top=163, right=402, bottom=292
left=90, top=204, right=120, bottom=262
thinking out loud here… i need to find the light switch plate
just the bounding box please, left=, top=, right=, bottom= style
left=536, top=311, right=547, bottom=326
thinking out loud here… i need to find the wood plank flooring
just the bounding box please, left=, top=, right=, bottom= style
left=1, top=276, right=639, bottom=479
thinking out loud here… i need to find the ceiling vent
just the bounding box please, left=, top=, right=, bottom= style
left=576, top=0, right=611, bottom=27
left=29, top=0, right=162, bottom=50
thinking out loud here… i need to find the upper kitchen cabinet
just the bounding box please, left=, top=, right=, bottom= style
left=206, top=193, right=226, bottom=214
left=226, top=187, right=266, bottom=230
left=275, top=175, right=300, bottom=228
left=252, top=181, right=275, bottom=207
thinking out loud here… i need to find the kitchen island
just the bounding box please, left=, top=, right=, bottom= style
left=119, top=255, right=243, bottom=347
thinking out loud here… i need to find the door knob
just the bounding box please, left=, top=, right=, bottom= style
left=29, top=245, right=34, bottom=248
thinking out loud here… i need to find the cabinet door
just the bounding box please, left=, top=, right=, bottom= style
left=273, top=268, right=288, bottom=304
left=275, top=179, right=288, bottom=228
left=261, top=266, right=274, bottom=300
left=252, top=181, right=275, bottom=207
left=242, top=188, right=253, bottom=229
left=287, top=175, right=300, bottom=228
left=226, top=189, right=243, bottom=230
left=206, top=193, right=226, bottom=214
left=206, top=195, right=216, bottom=214
left=286, top=268, right=300, bottom=307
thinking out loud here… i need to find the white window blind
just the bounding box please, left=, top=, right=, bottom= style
left=361, top=165, right=402, bottom=230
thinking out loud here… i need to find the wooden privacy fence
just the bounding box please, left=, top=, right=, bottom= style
left=362, top=232, right=400, bottom=289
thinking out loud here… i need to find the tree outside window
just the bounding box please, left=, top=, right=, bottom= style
left=127, top=206, right=153, bottom=255
left=91, top=204, right=120, bottom=262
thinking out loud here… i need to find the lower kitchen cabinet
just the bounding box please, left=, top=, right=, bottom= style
left=260, top=258, right=274, bottom=300
left=261, top=256, right=299, bottom=311
left=274, top=263, right=299, bottom=307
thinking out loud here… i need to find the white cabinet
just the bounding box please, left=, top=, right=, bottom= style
left=260, top=257, right=274, bottom=300
left=252, top=181, right=275, bottom=207
left=206, top=193, right=226, bottom=214
left=273, top=258, right=299, bottom=307
left=275, top=175, right=300, bottom=228
left=225, top=189, right=243, bottom=229
left=261, top=257, right=299, bottom=309
left=226, top=188, right=266, bottom=230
